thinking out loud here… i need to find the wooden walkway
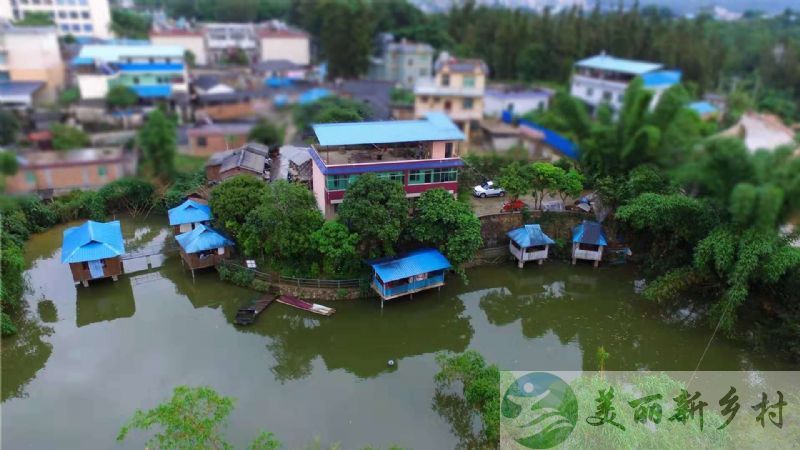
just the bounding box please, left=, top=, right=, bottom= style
left=121, top=241, right=178, bottom=261
left=235, top=294, right=276, bottom=325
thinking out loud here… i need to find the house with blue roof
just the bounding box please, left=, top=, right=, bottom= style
left=73, top=44, right=189, bottom=101
left=687, top=101, right=720, bottom=120
left=175, top=224, right=234, bottom=277
left=310, top=112, right=465, bottom=218
left=571, top=220, right=608, bottom=267
left=508, top=224, right=555, bottom=268
left=168, top=199, right=212, bottom=233
left=571, top=53, right=682, bottom=111
left=366, top=248, right=451, bottom=305
left=62, top=220, right=126, bottom=286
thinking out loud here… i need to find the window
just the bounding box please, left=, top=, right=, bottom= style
left=463, top=76, right=475, bottom=87
left=420, top=96, right=428, bottom=102
left=326, top=174, right=358, bottom=191
left=97, top=166, right=107, bottom=177
left=408, top=168, right=457, bottom=184
left=79, top=0, right=87, bottom=4
left=586, top=87, right=594, bottom=97
left=25, top=171, right=36, bottom=185
left=444, top=100, right=452, bottom=111
left=197, top=136, right=207, bottom=147
left=67, top=0, right=76, bottom=4
left=407, top=58, right=413, bottom=66
left=441, top=74, right=450, bottom=87
left=83, top=24, right=92, bottom=32
left=32, top=0, right=41, bottom=4
left=148, top=58, right=154, bottom=64
left=132, top=76, right=140, bottom=84
left=58, top=11, right=66, bottom=18
left=444, top=143, right=453, bottom=158
left=60, top=24, right=69, bottom=32
left=375, top=171, right=404, bottom=184
left=44, top=0, right=53, bottom=4
left=617, top=93, right=624, bottom=103
left=602, top=91, right=612, bottom=101
left=165, top=58, right=171, bottom=64
left=419, top=68, right=426, bottom=76
left=57, top=0, right=65, bottom=4
left=81, top=11, right=90, bottom=19
left=69, top=11, right=78, bottom=19
left=462, top=98, right=474, bottom=110
left=71, top=24, right=80, bottom=31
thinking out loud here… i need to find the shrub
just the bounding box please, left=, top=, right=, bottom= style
left=217, top=263, right=255, bottom=288
left=48, top=190, right=105, bottom=222
left=15, top=196, right=56, bottom=231
left=98, top=177, right=155, bottom=214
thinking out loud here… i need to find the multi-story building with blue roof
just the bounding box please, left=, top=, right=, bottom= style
left=570, top=52, right=682, bottom=111
left=74, top=44, right=189, bottom=100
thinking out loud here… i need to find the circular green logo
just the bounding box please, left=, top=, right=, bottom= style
left=501, top=372, right=578, bottom=449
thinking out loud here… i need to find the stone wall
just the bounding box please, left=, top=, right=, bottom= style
left=478, top=210, right=594, bottom=248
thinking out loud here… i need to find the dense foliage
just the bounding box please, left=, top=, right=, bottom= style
left=138, top=109, right=177, bottom=180
left=293, top=96, right=371, bottom=133
left=0, top=108, right=19, bottom=145
left=248, top=118, right=284, bottom=149
left=105, top=85, right=139, bottom=109
left=110, top=9, right=151, bottom=39
left=209, top=175, right=269, bottom=241
left=50, top=124, right=90, bottom=150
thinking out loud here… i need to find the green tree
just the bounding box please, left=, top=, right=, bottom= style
left=117, top=385, right=280, bottom=450
left=317, top=0, right=373, bottom=79
left=496, top=162, right=529, bottom=201
left=294, top=97, right=371, bottom=132
left=0, top=108, right=19, bottom=145
left=409, top=188, right=482, bottom=271
left=14, top=12, right=53, bottom=26
left=0, top=151, right=19, bottom=176
left=139, top=109, right=177, bottom=180
left=105, top=85, right=138, bottom=109
left=223, top=47, right=249, bottom=66
left=59, top=87, right=80, bottom=106
left=110, top=9, right=151, bottom=39
left=98, top=177, right=155, bottom=215
left=209, top=175, right=268, bottom=241
left=184, top=50, right=196, bottom=68
left=555, top=169, right=584, bottom=204
left=338, top=173, right=408, bottom=258
left=311, top=220, right=360, bottom=278
left=248, top=119, right=283, bottom=148
left=50, top=124, right=90, bottom=150
left=528, top=162, right=564, bottom=210
left=240, top=181, right=324, bottom=272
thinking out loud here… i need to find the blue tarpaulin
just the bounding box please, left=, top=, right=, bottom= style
left=518, top=119, right=579, bottom=159
left=129, top=85, right=171, bottom=98
left=507, top=224, right=555, bottom=248
left=367, top=248, right=451, bottom=283
left=572, top=220, right=608, bottom=246
left=175, top=224, right=233, bottom=253
left=299, top=87, right=331, bottom=104
left=61, top=220, right=126, bottom=264
left=168, top=200, right=212, bottom=226
left=266, top=77, right=293, bottom=88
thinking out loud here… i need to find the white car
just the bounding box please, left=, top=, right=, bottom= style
left=473, top=181, right=506, bottom=198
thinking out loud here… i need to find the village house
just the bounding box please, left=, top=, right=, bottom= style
left=192, top=74, right=235, bottom=95
left=572, top=220, right=607, bottom=267
left=73, top=44, right=189, bottom=101
left=688, top=101, right=720, bottom=121
left=270, top=145, right=312, bottom=184
left=414, top=54, right=487, bottom=141
left=309, top=112, right=465, bottom=218
left=5, top=148, right=136, bottom=196
left=0, top=23, right=65, bottom=105
left=507, top=224, right=555, bottom=268
left=186, top=122, right=252, bottom=157
left=195, top=92, right=264, bottom=121
left=367, top=248, right=451, bottom=307
left=205, top=142, right=271, bottom=183
left=0, top=0, right=112, bottom=39
left=484, top=86, right=554, bottom=118
left=61, top=220, right=125, bottom=287
left=168, top=199, right=212, bottom=234
left=175, top=224, right=234, bottom=277
left=369, top=38, right=434, bottom=89
left=254, top=59, right=308, bottom=85
left=570, top=53, right=681, bottom=111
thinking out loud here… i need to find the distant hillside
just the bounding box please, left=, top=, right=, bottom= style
left=410, top=0, right=796, bottom=15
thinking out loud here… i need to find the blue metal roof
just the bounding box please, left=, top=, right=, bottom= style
left=517, top=119, right=579, bottom=159
left=0, top=81, right=44, bottom=97
left=168, top=200, right=212, bottom=226
left=367, top=248, right=451, bottom=283
left=688, top=101, right=718, bottom=116
left=78, top=44, right=185, bottom=62
left=508, top=224, right=555, bottom=248
left=313, top=112, right=465, bottom=147
left=61, top=220, right=126, bottom=263
left=118, top=63, right=185, bottom=72
left=642, top=70, right=682, bottom=88
left=299, top=87, right=331, bottom=105
left=175, top=224, right=234, bottom=253
left=572, top=220, right=608, bottom=246
left=576, top=54, right=663, bottom=75
left=129, top=85, right=171, bottom=98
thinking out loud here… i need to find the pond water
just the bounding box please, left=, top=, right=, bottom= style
left=2, top=216, right=796, bottom=449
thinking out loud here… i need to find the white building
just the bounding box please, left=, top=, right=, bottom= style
left=0, top=22, right=65, bottom=104
left=570, top=53, right=681, bottom=111
left=0, top=0, right=112, bottom=39
left=484, top=87, right=554, bottom=117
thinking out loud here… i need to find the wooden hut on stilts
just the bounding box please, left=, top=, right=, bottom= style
left=61, top=220, right=126, bottom=287
left=507, top=224, right=555, bottom=268
left=175, top=224, right=234, bottom=279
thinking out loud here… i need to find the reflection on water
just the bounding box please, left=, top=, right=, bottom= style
left=2, top=216, right=797, bottom=450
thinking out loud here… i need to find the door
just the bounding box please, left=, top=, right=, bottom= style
left=88, top=260, right=105, bottom=279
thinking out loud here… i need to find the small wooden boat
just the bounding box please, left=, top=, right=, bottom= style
left=277, top=295, right=336, bottom=316
left=235, top=294, right=275, bottom=325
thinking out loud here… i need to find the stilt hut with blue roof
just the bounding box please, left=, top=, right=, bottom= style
left=61, top=220, right=126, bottom=287
left=507, top=224, right=555, bottom=268
left=168, top=199, right=212, bottom=234
left=571, top=220, right=607, bottom=267
left=175, top=224, right=234, bottom=277
left=367, top=248, right=451, bottom=307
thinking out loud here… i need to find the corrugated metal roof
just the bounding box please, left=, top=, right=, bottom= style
left=78, top=44, right=185, bottom=62
left=0, top=81, right=45, bottom=97
left=572, top=220, right=608, bottom=246
left=175, top=224, right=234, bottom=253
left=299, top=88, right=331, bottom=104
left=642, top=70, right=682, bottom=87
left=168, top=200, right=212, bottom=225
left=367, top=248, right=451, bottom=283
left=313, top=112, right=465, bottom=147
left=130, top=85, right=172, bottom=98
left=576, top=54, right=663, bottom=75
left=688, top=101, right=718, bottom=116
left=61, top=220, right=126, bottom=263
left=507, top=224, right=555, bottom=247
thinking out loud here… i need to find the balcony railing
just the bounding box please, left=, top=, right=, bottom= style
left=372, top=274, right=445, bottom=299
